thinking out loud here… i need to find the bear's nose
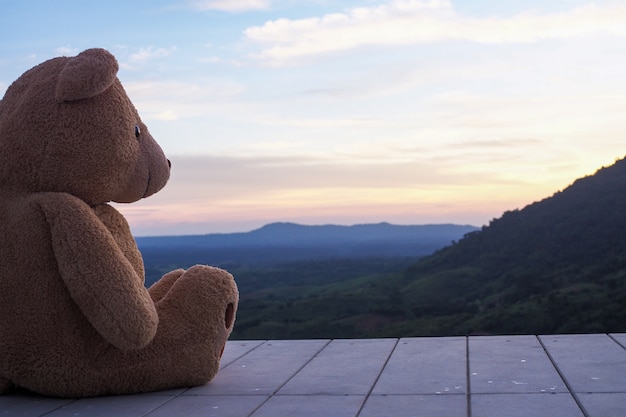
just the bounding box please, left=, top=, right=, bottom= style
left=167, top=159, right=171, bottom=169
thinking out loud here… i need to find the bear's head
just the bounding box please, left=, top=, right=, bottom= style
left=0, top=48, right=170, bottom=205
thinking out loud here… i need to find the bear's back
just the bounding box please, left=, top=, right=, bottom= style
left=0, top=191, right=93, bottom=371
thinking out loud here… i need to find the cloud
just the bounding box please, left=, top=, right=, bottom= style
left=128, top=46, right=176, bottom=63
left=244, top=0, right=626, bottom=65
left=190, top=0, right=271, bottom=12
left=55, top=46, right=80, bottom=56
left=123, top=78, right=244, bottom=120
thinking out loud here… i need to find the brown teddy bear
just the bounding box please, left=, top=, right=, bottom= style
left=0, top=48, right=238, bottom=397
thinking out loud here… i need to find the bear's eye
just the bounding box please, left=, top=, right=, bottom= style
left=134, top=125, right=141, bottom=139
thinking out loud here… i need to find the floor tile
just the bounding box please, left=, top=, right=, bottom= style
left=472, top=393, right=584, bottom=417
left=539, top=334, right=626, bottom=393
left=372, top=337, right=467, bottom=395
left=578, top=393, right=626, bottom=417
left=470, top=335, right=567, bottom=394
left=359, top=394, right=466, bottom=417
left=145, top=394, right=268, bottom=417
left=0, top=394, right=73, bottom=417
left=610, top=333, right=626, bottom=349
left=185, top=339, right=330, bottom=396
left=221, top=340, right=266, bottom=367
left=250, top=395, right=365, bottom=417
left=43, top=393, right=175, bottom=417
left=278, top=339, right=397, bottom=395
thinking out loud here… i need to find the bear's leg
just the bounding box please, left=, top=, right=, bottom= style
left=148, top=268, right=184, bottom=302
left=152, top=265, right=238, bottom=372
left=86, top=265, right=238, bottom=395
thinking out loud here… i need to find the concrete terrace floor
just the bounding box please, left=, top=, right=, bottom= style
left=1, top=334, right=625, bottom=417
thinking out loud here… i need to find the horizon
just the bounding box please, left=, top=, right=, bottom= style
left=133, top=219, right=481, bottom=238
left=3, top=1, right=626, bottom=236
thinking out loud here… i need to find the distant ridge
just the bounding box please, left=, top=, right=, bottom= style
left=136, top=223, right=478, bottom=283
left=136, top=222, right=478, bottom=249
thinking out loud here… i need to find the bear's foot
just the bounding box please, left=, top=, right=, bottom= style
left=165, top=265, right=237, bottom=381
left=137, top=264, right=238, bottom=389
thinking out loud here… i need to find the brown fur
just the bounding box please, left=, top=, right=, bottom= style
left=0, top=48, right=238, bottom=397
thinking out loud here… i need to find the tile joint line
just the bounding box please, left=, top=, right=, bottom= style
left=39, top=399, right=78, bottom=417
left=245, top=339, right=333, bottom=417
left=465, top=336, right=472, bottom=417
left=608, top=333, right=626, bottom=351
left=354, top=337, right=401, bottom=417
left=536, top=335, right=590, bottom=417
left=146, top=341, right=271, bottom=417
left=221, top=340, right=267, bottom=371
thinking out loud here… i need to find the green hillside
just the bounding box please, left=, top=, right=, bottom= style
left=230, top=156, right=626, bottom=339
left=392, top=156, right=626, bottom=336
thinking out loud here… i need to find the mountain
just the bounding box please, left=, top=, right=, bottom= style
left=137, top=222, right=478, bottom=286
left=389, top=156, right=626, bottom=336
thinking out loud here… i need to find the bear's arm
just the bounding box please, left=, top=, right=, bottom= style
left=36, top=193, right=158, bottom=351
left=91, top=203, right=145, bottom=281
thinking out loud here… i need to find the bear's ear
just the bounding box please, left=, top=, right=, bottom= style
left=55, top=48, right=119, bottom=103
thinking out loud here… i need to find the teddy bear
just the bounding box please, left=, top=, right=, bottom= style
left=0, top=48, right=238, bottom=397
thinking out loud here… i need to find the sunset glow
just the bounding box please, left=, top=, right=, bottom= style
left=2, top=0, right=625, bottom=235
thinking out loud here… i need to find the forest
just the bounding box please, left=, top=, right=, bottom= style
left=140, top=156, right=626, bottom=339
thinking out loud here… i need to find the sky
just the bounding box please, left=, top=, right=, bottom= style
left=1, top=0, right=626, bottom=236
